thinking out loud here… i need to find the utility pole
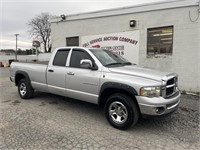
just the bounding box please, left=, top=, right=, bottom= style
left=14, top=34, right=19, bottom=60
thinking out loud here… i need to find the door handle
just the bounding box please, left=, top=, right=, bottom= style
left=48, top=69, right=54, bottom=72
left=67, top=72, right=74, bottom=75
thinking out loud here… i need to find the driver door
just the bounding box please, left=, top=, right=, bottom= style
left=66, top=48, right=101, bottom=104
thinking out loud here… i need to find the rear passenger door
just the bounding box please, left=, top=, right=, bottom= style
left=66, top=48, right=101, bottom=104
left=47, top=49, right=70, bottom=96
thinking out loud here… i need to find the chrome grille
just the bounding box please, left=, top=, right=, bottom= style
left=165, top=77, right=177, bottom=98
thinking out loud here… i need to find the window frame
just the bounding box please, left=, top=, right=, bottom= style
left=53, top=49, right=70, bottom=67
left=69, top=48, right=94, bottom=69
left=66, top=36, right=79, bottom=46
left=147, top=26, right=174, bottom=57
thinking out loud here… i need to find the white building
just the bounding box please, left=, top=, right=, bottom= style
left=51, top=0, right=200, bottom=92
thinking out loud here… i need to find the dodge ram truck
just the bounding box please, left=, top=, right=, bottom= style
left=10, top=47, right=181, bottom=130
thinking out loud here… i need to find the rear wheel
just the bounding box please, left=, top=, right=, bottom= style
left=18, top=79, right=34, bottom=99
left=104, top=93, right=139, bottom=130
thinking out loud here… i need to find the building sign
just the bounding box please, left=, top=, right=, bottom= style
left=32, top=40, right=40, bottom=48
left=81, top=31, right=139, bottom=64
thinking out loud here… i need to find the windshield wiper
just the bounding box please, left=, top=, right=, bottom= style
left=123, top=62, right=132, bottom=65
left=105, top=62, right=133, bottom=67
left=105, top=63, right=123, bottom=67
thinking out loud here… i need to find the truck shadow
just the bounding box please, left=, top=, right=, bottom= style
left=34, top=91, right=170, bottom=124
left=33, top=91, right=199, bottom=143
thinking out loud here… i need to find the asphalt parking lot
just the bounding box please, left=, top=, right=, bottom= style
left=0, top=67, right=199, bottom=150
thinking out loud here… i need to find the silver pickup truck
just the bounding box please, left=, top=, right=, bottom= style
left=10, top=47, right=181, bottom=130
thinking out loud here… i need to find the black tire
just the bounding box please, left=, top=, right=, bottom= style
left=18, top=79, right=34, bottom=99
left=104, top=93, right=139, bottom=130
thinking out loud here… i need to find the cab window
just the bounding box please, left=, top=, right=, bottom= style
left=70, top=49, right=92, bottom=68
left=53, top=49, right=70, bottom=66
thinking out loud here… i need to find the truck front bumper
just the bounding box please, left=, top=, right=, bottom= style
left=136, top=91, right=181, bottom=116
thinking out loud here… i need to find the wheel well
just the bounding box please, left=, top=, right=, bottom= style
left=99, top=88, right=140, bottom=111
left=15, top=74, right=25, bottom=86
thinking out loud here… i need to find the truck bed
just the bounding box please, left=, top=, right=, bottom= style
left=18, top=60, right=49, bottom=65
left=10, top=61, right=48, bottom=89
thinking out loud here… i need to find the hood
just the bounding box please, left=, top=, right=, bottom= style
left=108, top=65, right=172, bottom=82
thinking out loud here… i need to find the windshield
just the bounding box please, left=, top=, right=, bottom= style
left=89, top=49, right=132, bottom=67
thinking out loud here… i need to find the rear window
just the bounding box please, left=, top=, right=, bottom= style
left=53, top=49, right=70, bottom=66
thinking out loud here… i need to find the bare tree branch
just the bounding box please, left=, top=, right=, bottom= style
left=28, top=13, right=52, bottom=52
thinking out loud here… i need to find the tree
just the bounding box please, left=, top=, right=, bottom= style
left=28, top=13, right=52, bottom=53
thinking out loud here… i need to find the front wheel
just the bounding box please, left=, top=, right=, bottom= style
left=18, top=79, right=34, bottom=99
left=104, top=93, right=139, bottom=130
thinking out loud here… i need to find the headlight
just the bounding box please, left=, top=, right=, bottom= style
left=140, top=86, right=161, bottom=97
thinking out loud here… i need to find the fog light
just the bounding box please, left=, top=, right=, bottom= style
left=155, top=107, right=165, bottom=114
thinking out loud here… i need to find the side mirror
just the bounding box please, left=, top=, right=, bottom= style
left=80, top=59, right=98, bottom=70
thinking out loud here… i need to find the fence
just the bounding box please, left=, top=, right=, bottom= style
left=0, top=53, right=51, bottom=67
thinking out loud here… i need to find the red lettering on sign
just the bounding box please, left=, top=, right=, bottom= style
left=92, top=45, right=100, bottom=48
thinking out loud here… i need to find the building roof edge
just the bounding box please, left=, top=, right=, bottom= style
left=51, top=0, right=199, bottom=23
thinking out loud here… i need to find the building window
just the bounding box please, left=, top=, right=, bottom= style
left=147, top=26, right=173, bottom=56
left=66, top=36, right=79, bottom=46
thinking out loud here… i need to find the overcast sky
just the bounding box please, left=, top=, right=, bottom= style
left=0, top=0, right=167, bottom=50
